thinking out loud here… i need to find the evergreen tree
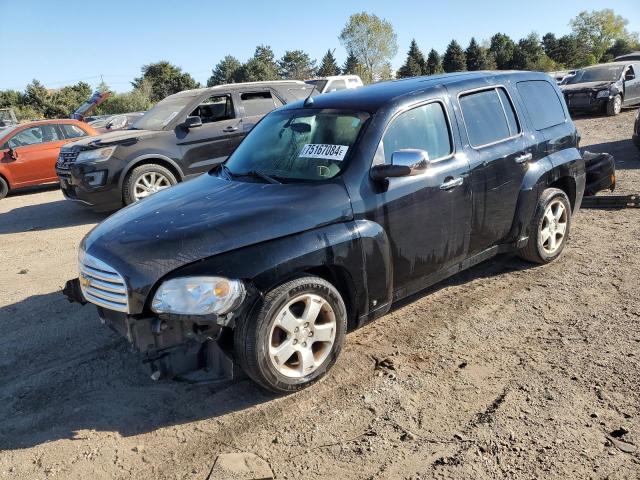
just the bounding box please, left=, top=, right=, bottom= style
left=207, top=55, right=242, bottom=86
left=489, top=33, right=516, bottom=69
left=442, top=40, right=466, bottom=72
left=235, top=45, right=280, bottom=82
left=278, top=50, right=316, bottom=80
left=425, top=49, right=443, bottom=74
left=465, top=37, right=490, bottom=71
left=132, top=61, right=199, bottom=102
left=511, top=33, right=544, bottom=70
left=397, top=39, right=427, bottom=78
left=342, top=51, right=361, bottom=75
left=317, top=49, right=341, bottom=76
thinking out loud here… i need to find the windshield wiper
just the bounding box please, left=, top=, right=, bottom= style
left=244, top=169, right=281, bottom=184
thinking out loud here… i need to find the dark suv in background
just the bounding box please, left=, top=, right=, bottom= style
left=66, top=71, right=585, bottom=392
left=56, top=81, right=313, bottom=211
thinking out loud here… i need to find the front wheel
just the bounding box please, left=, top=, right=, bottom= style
left=518, top=188, right=572, bottom=264
left=234, top=276, right=347, bottom=393
left=122, top=163, right=177, bottom=205
left=606, top=94, right=622, bottom=116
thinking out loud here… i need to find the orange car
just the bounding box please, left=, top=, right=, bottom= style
left=0, top=119, right=98, bottom=199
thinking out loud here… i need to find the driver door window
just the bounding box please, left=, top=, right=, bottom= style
left=191, top=95, right=234, bottom=124
left=8, top=127, right=46, bottom=148
left=377, top=102, right=452, bottom=164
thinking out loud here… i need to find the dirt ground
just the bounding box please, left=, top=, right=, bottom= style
left=1, top=109, right=639, bottom=480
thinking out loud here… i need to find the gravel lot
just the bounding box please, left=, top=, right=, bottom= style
left=1, top=109, right=639, bottom=479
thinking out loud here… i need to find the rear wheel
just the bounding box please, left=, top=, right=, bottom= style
left=234, top=276, right=347, bottom=393
left=0, top=176, right=8, bottom=199
left=123, top=164, right=177, bottom=205
left=606, top=94, right=622, bottom=116
left=518, top=188, right=571, bottom=264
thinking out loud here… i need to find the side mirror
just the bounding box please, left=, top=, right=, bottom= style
left=7, top=147, right=18, bottom=160
left=625, top=72, right=635, bottom=81
left=181, top=116, right=203, bottom=130
left=370, top=149, right=429, bottom=181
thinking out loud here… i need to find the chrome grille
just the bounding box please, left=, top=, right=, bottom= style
left=79, top=253, right=129, bottom=313
left=57, top=150, right=79, bottom=170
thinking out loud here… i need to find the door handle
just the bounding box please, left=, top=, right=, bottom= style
left=440, top=176, right=464, bottom=190
left=223, top=125, right=239, bottom=132
left=515, top=152, right=532, bottom=164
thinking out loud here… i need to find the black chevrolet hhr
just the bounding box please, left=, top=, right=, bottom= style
left=67, top=71, right=585, bottom=393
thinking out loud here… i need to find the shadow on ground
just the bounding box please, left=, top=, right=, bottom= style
left=0, top=253, right=530, bottom=451
left=0, top=199, right=107, bottom=234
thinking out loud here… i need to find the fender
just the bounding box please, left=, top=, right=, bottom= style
left=507, top=146, right=585, bottom=243
left=117, top=153, right=184, bottom=188
left=158, top=220, right=393, bottom=328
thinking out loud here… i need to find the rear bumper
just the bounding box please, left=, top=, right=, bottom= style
left=583, top=151, right=616, bottom=196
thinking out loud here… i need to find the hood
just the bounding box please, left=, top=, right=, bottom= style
left=64, top=128, right=160, bottom=149
left=561, top=81, right=615, bottom=92
left=82, top=174, right=353, bottom=307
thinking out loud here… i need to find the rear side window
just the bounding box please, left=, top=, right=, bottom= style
left=60, top=124, right=88, bottom=139
left=459, top=87, right=520, bottom=147
left=241, top=91, right=278, bottom=117
left=516, top=80, right=565, bottom=130
left=381, top=101, right=452, bottom=163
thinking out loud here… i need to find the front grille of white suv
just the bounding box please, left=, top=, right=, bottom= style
left=79, top=253, right=129, bottom=313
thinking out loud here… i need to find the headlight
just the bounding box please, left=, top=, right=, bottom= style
left=596, top=90, right=610, bottom=99
left=76, top=146, right=116, bottom=163
left=151, top=276, right=245, bottom=315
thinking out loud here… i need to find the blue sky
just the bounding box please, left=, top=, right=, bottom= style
left=1, top=0, right=638, bottom=92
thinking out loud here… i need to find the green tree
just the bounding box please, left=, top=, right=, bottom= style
left=551, top=34, right=593, bottom=67
left=442, top=40, right=466, bottom=72
left=570, top=9, right=637, bottom=62
left=96, top=89, right=153, bottom=115
left=489, top=33, right=516, bottom=69
left=278, top=50, right=316, bottom=80
left=604, top=38, right=639, bottom=62
left=132, top=61, right=199, bottom=102
left=342, top=51, right=361, bottom=75
left=47, top=81, right=92, bottom=117
left=235, top=45, right=280, bottom=82
left=317, top=49, right=341, bottom=77
left=397, top=39, right=426, bottom=78
left=0, top=90, right=23, bottom=109
left=511, top=33, right=544, bottom=70
left=339, top=12, right=398, bottom=83
left=465, top=37, right=492, bottom=71
left=542, top=33, right=559, bottom=59
left=23, top=79, right=49, bottom=114
left=207, top=55, right=242, bottom=86
left=425, top=49, right=443, bottom=74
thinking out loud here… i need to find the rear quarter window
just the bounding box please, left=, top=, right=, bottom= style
left=516, top=80, right=566, bottom=130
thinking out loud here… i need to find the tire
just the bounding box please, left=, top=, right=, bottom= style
left=0, top=176, right=8, bottom=200
left=606, top=94, right=622, bottom=116
left=122, top=163, right=177, bottom=205
left=234, top=276, right=347, bottom=393
left=518, top=188, right=572, bottom=264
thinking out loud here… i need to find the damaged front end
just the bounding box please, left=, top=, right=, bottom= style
left=62, top=278, right=240, bottom=383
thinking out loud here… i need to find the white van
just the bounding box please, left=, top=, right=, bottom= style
left=304, top=75, right=363, bottom=94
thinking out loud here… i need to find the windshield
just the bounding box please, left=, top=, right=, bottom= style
left=566, top=65, right=624, bottom=84
left=225, top=109, right=369, bottom=181
left=131, top=94, right=196, bottom=131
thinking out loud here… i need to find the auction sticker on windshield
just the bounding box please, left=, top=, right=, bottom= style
left=299, top=144, right=349, bottom=161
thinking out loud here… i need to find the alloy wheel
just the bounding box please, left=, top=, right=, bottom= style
left=268, top=293, right=337, bottom=378
left=133, top=172, right=171, bottom=201
left=540, top=199, right=568, bottom=255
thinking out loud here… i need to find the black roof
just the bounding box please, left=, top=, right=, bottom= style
left=283, top=70, right=552, bottom=113
left=171, top=81, right=309, bottom=98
